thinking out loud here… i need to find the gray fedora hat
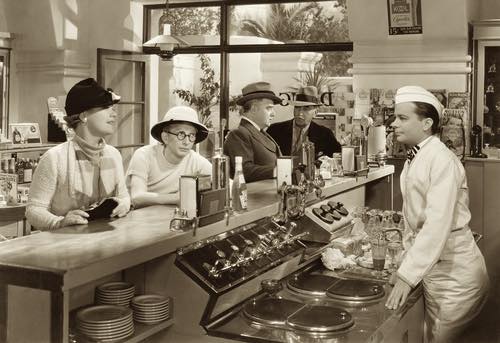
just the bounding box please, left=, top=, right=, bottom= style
left=236, top=81, right=282, bottom=106
left=292, top=86, right=322, bottom=107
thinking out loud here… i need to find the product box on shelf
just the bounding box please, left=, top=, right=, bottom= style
left=0, top=173, right=18, bottom=206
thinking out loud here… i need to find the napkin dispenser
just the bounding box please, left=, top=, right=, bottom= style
left=178, top=175, right=226, bottom=229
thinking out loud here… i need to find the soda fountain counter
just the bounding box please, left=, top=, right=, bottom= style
left=0, top=165, right=424, bottom=343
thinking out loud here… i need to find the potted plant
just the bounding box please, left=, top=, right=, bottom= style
left=173, top=54, right=220, bottom=157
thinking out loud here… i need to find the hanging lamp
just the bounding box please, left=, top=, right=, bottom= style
left=143, top=0, right=190, bottom=60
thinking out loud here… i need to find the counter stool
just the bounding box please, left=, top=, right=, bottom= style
left=0, top=205, right=28, bottom=238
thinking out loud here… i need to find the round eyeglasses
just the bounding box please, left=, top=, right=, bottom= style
left=166, top=131, right=197, bottom=142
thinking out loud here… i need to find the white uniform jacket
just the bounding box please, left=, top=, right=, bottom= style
left=397, top=135, right=489, bottom=341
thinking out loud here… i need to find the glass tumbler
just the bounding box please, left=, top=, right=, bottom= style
left=371, top=239, right=387, bottom=277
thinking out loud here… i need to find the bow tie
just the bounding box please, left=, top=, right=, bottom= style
left=406, top=145, right=421, bottom=163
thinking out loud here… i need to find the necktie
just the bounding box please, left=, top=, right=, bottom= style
left=292, top=128, right=304, bottom=154
left=406, top=145, right=421, bottom=163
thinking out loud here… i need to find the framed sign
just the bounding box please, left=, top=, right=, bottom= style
left=9, top=123, right=42, bottom=146
left=387, top=0, right=422, bottom=35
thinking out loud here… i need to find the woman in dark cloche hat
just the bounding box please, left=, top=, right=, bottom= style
left=25, top=78, right=131, bottom=230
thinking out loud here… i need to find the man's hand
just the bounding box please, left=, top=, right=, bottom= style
left=385, top=278, right=412, bottom=310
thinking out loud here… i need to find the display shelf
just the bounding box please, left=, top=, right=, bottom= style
left=0, top=143, right=56, bottom=154
left=70, top=317, right=174, bottom=343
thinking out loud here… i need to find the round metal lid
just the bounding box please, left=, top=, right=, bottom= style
left=326, top=279, right=385, bottom=302
left=287, top=274, right=340, bottom=297
left=286, top=305, right=354, bottom=333
left=242, top=297, right=304, bottom=328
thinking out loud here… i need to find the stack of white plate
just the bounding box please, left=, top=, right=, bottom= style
left=96, top=281, right=135, bottom=307
left=131, top=294, right=170, bottom=325
left=76, top=305, right=134, bottom=342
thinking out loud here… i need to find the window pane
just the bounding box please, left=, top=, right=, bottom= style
left=230, top=1, right=348, bottom=45
left=103, top=59, right=144, bottom=102
left=228, top=51, right=353, bottom=139
left=109, top=103, right=144, bottom=146
left=148, top=6, right=220, bottom=46
left=0, top=49, right=9, bottom=137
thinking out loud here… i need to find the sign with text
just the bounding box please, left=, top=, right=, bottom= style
left=387, top=0, right=422, bottom=35
left=9, top=123, right=42, bottom=147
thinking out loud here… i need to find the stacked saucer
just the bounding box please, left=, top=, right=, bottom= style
left=76, top=305, right=134, bottom=342
left=96, top=281, right=135, bottom=307
left=131, top=294, right=171, bottom=325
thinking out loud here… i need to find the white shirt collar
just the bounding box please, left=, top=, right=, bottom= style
left=242, top=116, right=262, bottom=131
left=416, top=135, right=434, bottom=149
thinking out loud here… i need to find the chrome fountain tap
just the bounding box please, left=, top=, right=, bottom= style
left=169, top=208, right=197, bottom=232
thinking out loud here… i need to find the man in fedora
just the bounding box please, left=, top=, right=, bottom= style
left=267, top=86, right=341, bottom=159
left=224, top=81, right=282, bottom=182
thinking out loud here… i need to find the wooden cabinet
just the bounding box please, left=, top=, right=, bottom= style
left=465, top=159, right=500, bottom=285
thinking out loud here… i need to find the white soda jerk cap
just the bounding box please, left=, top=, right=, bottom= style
left=395, top=86, right=444, bottom=118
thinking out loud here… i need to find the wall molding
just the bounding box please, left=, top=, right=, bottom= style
left=349, top=55, right=472, bottom=64
left=16, top=62, right=91, bottom=77
left=348, top=66, right=472, bottom=75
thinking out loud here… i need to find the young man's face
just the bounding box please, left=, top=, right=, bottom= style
left=293, top=105, right=317, bottom=128
left=162, top=122, right=197, bottom=160
left=391, top=102, right=433, bottom=146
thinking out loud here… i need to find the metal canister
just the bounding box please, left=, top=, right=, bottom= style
left=300, top=138, right=315, bottom=180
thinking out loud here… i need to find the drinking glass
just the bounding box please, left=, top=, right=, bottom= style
left=386, top=241, right=403, bottom=273
left=371, top=239, right=387, bottom=278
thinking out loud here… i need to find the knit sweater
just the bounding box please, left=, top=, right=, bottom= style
left=26, top=140, right=130, bottom=230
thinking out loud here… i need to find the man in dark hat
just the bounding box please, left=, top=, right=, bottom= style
left=224, top=81, right=282, bottom=182
left=267, top=86, right=341, bottom=159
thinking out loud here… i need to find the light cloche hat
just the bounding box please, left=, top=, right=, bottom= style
left=150, top=106, right=208, bottom=143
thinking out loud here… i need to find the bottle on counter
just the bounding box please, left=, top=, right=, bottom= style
left=231, top=156, right=247, bottom=213
left=16, top=158, right=24, bottom=183
left=8, top=158, right=16, bottom=175
left=23, top=158, right=33, bottom=183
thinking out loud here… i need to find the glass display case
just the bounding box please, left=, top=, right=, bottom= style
left=473, top=20, right=500, bottom=148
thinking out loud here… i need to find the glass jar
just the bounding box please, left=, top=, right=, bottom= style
left=331, top=153, right=343, bottom=176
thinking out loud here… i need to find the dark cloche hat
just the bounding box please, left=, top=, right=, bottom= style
left=236, top=81, right=282, bottom=106
left=65, top=78, right=121, bottom=117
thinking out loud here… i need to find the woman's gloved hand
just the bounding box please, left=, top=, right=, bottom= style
left=58, top=209, right=89, bottom=228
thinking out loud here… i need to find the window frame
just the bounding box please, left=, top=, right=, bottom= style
left=143, top=0, right=353, bottom=123
left=0, top=48, right=10, bottom=138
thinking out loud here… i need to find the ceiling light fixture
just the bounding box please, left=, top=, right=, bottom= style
left=142, top=0, right=190, bottom=61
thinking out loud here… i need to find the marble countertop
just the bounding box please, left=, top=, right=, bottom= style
left=0, top=166, right=394, bottom=291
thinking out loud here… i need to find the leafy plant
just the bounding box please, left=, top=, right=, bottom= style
left=173, top=54, right=220, bottom=128
left=162, top=7, right=220, bottom=35
left=238, top=1, right=351, bottom=76
left=240, top=3, right=318, bottom=42
left=291, top=59, right=339, bottom=92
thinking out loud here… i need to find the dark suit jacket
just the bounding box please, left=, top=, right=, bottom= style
left=223, top=118, right=281, bottom=182
left=266, top=120, right=341, bottom=158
